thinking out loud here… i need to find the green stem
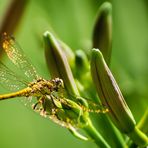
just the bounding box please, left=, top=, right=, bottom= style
left=137, top=108, right=148, bottom=135
left=84, top=118, right=111, bottom=148
left=128, top=126, right=148, bottom=147
left=105, top=117, right=125, bottom=147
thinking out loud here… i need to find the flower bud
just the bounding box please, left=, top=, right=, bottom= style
left=75, top=50, right=89, bottom=74
left=91, top=49, right=148, bottom=146
left=92, top=2, right=112, bottom=65
left=43, top=31, right=79, bottom=96
left=59, top=40, right=75, bottom=70
left=91, top=48, right=136, bottom=132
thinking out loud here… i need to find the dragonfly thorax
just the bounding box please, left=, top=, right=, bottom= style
left=28, top=78, right=64, bottom=96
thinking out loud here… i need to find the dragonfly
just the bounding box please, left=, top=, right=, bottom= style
left=0, top=33, right=108, bottom=131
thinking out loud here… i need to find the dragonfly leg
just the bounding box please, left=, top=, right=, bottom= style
left=33, top=96, right=45, bottom=110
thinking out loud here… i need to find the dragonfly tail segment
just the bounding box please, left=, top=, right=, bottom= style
left=0, top=88, right=31, bottom=101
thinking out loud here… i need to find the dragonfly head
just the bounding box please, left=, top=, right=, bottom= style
left=51, top=78, right=64, bottom=91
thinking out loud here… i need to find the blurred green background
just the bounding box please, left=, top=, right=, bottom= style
left=0, top=0, right=148, bottom=148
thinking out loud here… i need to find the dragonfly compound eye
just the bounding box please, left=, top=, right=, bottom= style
left=55, top=78, right=64, bottom=89
left=50, top=78, right=64, bottom=91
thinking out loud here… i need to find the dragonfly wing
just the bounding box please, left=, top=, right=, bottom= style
left=0, top=62, right=28, bottom=91
left=86, top=99, right=109, bottom=113
left=49, top=115, right=72, bottom=128
left=67, top=93, right=109, bottom=113
left=2, top=33, right=39, bottom=81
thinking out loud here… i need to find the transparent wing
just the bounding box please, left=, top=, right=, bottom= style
left=84, top=99, right=109, bottom=113
left=49, top=114, right=75, bottom=129
left=2, top=33, right=39, bottom=81
left=67, top=92, right=109, bottom=113
left=0, top=62, right=28, bottom=91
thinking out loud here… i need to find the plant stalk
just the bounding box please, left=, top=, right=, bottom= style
left=128, top=126, right=148, bottom=147
left=84, top=118, right=111, bottom=148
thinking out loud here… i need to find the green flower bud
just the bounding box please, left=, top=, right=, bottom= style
left=92, top=2, right=112, bottom=65
left=91, top=48, right=135, bottom=132
left=90, top=49, right=148, bottom=146
left=75, top=50, right=89, bottom=74
left=43, top=31, right=79, bottom=96
left=59, top=40, right=75, bottom=70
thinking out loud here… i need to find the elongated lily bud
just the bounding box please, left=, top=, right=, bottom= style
left=90, top=49, right=148, bottom=146
left=92, top=2, right=112, bottom=65
left=43, top=31, right=79, bottom=96
left=91, top=48, right=135, bottom=132
left=59, top=40, right=75, bottom=70
left=75, top=50, right=89, bottom=77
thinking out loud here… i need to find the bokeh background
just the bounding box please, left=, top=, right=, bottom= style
left=0, top=0, right=148, bottom=148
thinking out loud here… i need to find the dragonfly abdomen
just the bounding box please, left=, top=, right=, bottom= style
left=0, top=87, right=32, bottom=101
